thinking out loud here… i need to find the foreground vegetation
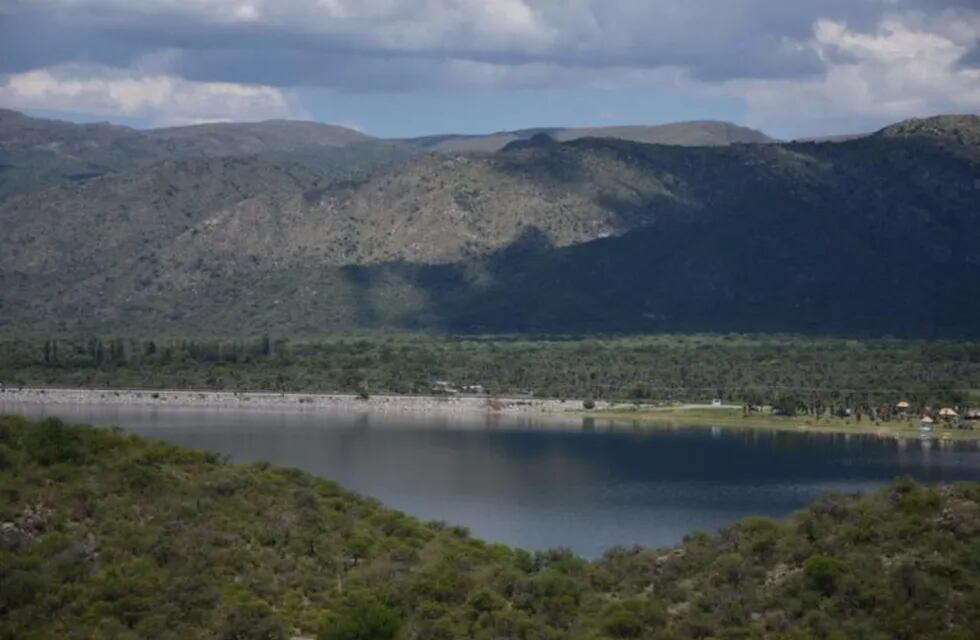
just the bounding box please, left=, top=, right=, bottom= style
left=2, top=335, right=979, bottom=413
left=2, top=415, right=980, bottom=639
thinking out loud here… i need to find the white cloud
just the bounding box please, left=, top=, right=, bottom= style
left=723, top=10, right=980, bottom=135
left=232, top=3, right=260, bottom=22
left=17, top=1, right=979, bottom=77
left=3, top=2, right=978, bottom=134
left=0, top=63, right=301, bottom=125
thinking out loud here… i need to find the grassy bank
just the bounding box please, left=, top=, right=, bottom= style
left=585, top=405, right=980, bottom=440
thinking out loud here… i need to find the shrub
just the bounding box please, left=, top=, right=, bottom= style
left=218, top=601, right=288, bottom=640
left=22, top=417, right=85, bottom=465
left=320, top=598, right=400, bottom=640
left=599, top=598, right=666, bottom=638
left=804, top=554, right=848, bottom=596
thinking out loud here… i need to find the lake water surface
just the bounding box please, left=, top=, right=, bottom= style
left=6, top=401, right=980, bottom=558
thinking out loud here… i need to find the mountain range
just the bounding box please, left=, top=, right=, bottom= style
left=409, top=120, right=772, bottom=152
left=1, top=108, right=977, bottom=336
left=0, top=108, right=772, bottom=196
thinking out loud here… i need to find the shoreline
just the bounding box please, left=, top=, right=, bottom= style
left=0, top=386, right=584, bottom=416
left=2, top=386, right=977, bottom=441
left=585, top=407, right=980, bottom=441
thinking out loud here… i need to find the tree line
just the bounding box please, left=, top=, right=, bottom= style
left=2, top=334, right=979, bottom=410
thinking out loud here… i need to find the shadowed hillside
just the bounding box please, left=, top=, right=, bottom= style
left=0, top=111, right=977, bottom=336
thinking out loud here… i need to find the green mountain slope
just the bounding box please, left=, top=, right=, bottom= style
left=394, top=119, right=980, bottom=335
left=0, top=109, right=392, bottom=196
left=0, top=108, right=152, bottom=196
left=0, top=156, right=327, bottom=323
left=0, top=112, right=977, bottom=336
left=143, top=119, right=371, bottom=154
left=2, top=415, right=979, bottom=639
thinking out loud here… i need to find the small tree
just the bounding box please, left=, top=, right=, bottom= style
left=320, top=598, right=400, bottom=640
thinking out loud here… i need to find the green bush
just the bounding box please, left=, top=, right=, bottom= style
left=21, top=417, right=85, bottom=465
left=599, top=598, right=666, bottom=638
left=219, top=601, right=288, bottom=640
left=804, top=555, right=848, bottom=596
left=320, top=598, right=400, bottom=640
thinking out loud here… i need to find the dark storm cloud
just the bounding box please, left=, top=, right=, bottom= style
left=0, top=3, right=818, bottom=86
left=3, top=0, right=973, bottom=91
left=0, top=10, right=131, bottom=73
left=960, top=44, right=980, bottom=68
left=1, top=0, right=978, bottom=136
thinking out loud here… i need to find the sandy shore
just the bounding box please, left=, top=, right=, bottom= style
left=4, top=387, right=976, bottom=442
left=0, top=386, right=595, bottom=416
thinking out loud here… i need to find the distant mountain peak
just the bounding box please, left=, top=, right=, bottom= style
left=151, top=118, right=369, bottom=135
left=876, top=114, right=980, bottom=140
left=0, top=107, right=29, bottom=121
left=412, top=120, right=773, bottom=152
left=502, top=132, right=559, bottom=151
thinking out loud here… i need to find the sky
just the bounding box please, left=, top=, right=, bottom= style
left=0, top=1, right=978, bottom=139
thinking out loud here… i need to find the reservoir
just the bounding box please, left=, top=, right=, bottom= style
left=5, top=401, right=980, bottom=558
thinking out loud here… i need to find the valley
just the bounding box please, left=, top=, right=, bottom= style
left=5, top=3, right=980, bottom=639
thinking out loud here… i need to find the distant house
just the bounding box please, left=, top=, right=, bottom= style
left=920, top=415, right=935, bottom=431
left=711, top=398, right=722, bottom=407
left=461, top=384, right=486, bottom=395
left=965, top=409, right=980, bottom=421
left=939, top=407, right=958, bottom=419
left=896, top=400, right=910, bottom=411
left=431, top=380, right=458, bottom=395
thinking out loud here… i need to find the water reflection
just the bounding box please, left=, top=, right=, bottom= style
left=5, top=401, right=980, bottom=558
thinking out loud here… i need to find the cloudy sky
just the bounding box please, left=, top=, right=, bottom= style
left=1, top=0, right=978, bottom=138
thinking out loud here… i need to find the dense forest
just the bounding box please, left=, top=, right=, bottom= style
left=1, top=415, right=979, bottom=639
left=2, top=335, right=979, bottom=411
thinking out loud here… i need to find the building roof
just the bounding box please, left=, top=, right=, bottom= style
left=896, top=401, right=910, bottom=408
left=920, top=416, right=934, bottom=423
left=939, top=407, right=958, bottom=417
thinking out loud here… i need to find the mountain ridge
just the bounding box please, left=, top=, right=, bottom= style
left=407, top=119, right=773, bottom=152
left=0, top=109, right=978, bottom=336
left=0, top=108, right=382, bottom=196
